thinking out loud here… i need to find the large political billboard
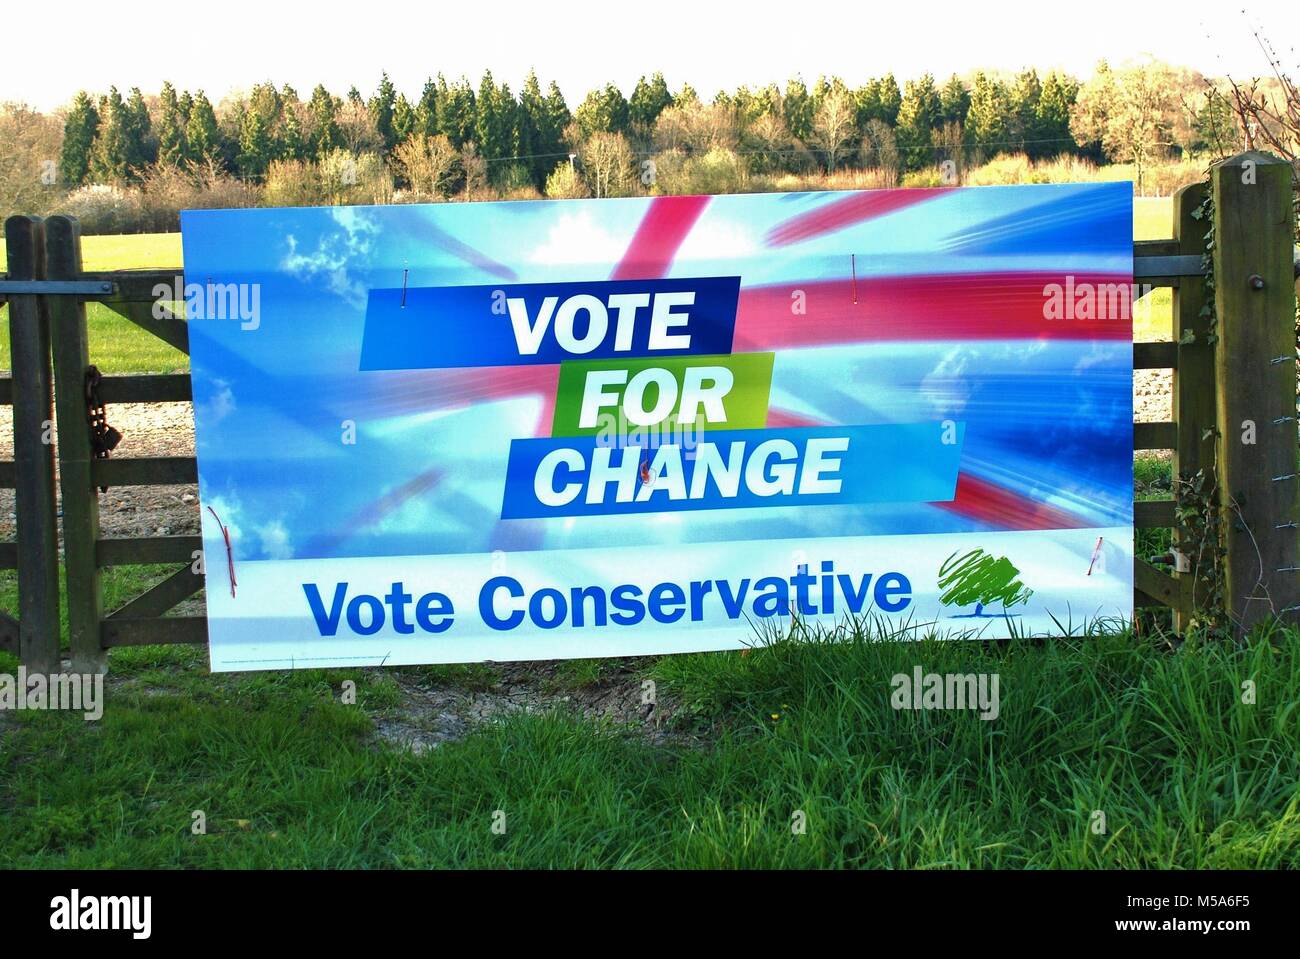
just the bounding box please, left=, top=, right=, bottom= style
left=180, top=183, right=1133, bottom=671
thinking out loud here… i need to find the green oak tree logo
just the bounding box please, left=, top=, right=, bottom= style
left=938, top=548, right=1034, bottom=619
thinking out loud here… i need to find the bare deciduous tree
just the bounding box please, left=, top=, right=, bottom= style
left=1071, top=60, right=1180, bottom=193
left=809, top=87, right=858, bottom=171
left=460, top=142, right=488, bottom=199
left=0, top=102, right=64, bottom=218
left=336, top=100, right=382, bottom=154
left=859, top=119, right=900, bottom=186
left=742, top=112, right=796, bottom=173
left=653, top=100, right=738, bottom=154
left=580, top=131, right=635, bottom=198
left=392, top=133, right=458, bottom=198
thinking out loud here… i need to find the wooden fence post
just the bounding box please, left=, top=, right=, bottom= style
left=4, top=215, right=61, bottom=670
left=45, top=215, right=106, bottom=673
left=1170, top=182, right=1215, bottom=628
left=1211, top=151, right=1300, bottom=634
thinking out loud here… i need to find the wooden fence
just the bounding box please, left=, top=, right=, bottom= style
left=1, top=150, right=1297, bottom=669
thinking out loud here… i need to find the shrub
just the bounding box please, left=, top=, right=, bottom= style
left=192, top=170, right=260, bottom=210
left=318, top=149, right=392, bottom=205
left=499, top=185, right=543, bottom=201
left=134, top=165, right=195, bottom=230
left=544, top=161, right=589, bottom=199
left=755, top=167, right=895, bottom=194
left=901, top=166, right=947, bottom=187
left=655, top=147, right=749, bottom=195
left=963, top=152, right=1205, bottom=194
left=264, top=159, right=323, bottom=208
left=60, top=184, right=141, bottom=234
left=1092, top=159, right=1206, bottom=196
left=964, top=153, right=1034, bottom=185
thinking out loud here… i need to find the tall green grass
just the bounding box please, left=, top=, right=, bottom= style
left=1, top=623, right=1295, bottom=868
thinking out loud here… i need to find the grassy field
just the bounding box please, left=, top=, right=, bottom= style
left=9, top=195, right=1290, bottom=870
left=2, top=625, right=1297, bottom=868
left=1133, top=197, right=1174, bottom=341
left=0, top=232, right=187, bottom=373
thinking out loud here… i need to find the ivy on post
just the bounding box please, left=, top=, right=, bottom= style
left=1210, top=151, right=1300, bottom=635
left=1170, top=181, right=1217, bottom=630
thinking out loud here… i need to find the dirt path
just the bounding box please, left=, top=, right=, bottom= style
left=0, top=402, right=200, bottom=543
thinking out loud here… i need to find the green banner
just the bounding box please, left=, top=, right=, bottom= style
left=551, top=352, right=775, bottom=438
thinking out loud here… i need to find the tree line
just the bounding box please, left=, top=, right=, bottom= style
left=52, top=61, right=1242, bottom=200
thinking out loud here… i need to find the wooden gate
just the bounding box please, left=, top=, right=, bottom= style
left=1, top=150, right=1297, bottom=669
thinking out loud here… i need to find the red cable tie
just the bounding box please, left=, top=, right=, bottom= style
left=1086, top=536, right=1103, bottom=576
left=206, top=505, right=237, bottom=598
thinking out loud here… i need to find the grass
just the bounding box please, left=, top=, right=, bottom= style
left=1, top=623, right=1296, bottom=868
left=1133, top=197, right=1174, bottom=342
left=0, top=231, right=182, bottom=274
left=0, top=232, right=187, bottom=374
left=0, top=565, right=187, bottom=645
left=1135, top=455, right=1174, bottom=564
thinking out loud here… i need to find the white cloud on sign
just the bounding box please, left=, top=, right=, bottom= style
left=528, top=211, right=623, bottom=267
left=281, top=207, right=380, bottom=305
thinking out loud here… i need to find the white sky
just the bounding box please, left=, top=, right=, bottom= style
left=3, top=0, right=1294, bottom=111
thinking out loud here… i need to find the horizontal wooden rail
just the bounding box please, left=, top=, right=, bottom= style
left=97, top=374, right=192, bottom=404
left=1133, top=342, right=1177, bottom=369
left=93, top=456, right=197, bottom=486
left=3, top=374, right=192, bottom=405
left=1133, top=254, right=1204, bottom=285
left=1135, top=499, right=1175, bottom=528
left=81, top=270, right=182, bottom=303
left=97, top=535, right=202, bottom=566
left=0, top=541, right=17, bottom=569
left=1134, top=239, right=1181, bottom=258
left=1134, top=422, right=1176, bottom=450
left=0, top=461, right=15, bottom=488
left=1133, top=240, right=1199, bottom=289
left=102, top=617, right=207, bottom=647
left=1134, top=558, right=1185, bottom=608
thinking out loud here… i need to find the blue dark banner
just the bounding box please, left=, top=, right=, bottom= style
left=359, top=275, right=742, bottom=370
left=500, top=423, right=966, bottom=519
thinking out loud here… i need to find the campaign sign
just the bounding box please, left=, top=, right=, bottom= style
left=181, top=184, right=1133, bottom=671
